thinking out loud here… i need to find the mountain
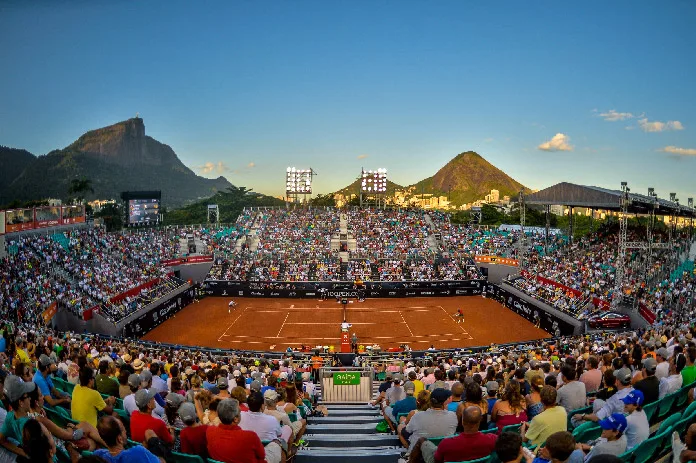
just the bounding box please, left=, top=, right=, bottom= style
left=0, top=118, right=232, bottom=208
left=334, top=177, right=404, bottom=198
left=409, top=151, right=528, bottom=205
left=0, top=146, right=35, bottom=190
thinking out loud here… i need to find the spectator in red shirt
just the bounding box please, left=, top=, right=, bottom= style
left=207, top=398, right=266, bottom=463
left=130, top=389, right=174, bottom=446
left=411, top=405, right=497, bottom=463
left=178, top=402, right=208, bottom=458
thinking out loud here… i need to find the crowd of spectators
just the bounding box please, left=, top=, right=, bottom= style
left=347, top=209, right=431, bottom=260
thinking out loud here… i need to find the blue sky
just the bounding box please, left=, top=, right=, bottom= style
left=1, top=1, right=695, bottom=202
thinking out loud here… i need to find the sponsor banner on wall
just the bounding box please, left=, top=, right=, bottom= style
left=35, top=206, right=62, bottom=228
left=124, top=288, right=196, bottom=337
left=199, top=280, right=484, bottom=298
left=161, top=255, right=214, bottom=267
left=483, top=283, right=577, bottom=336
left=5, top=209, right=35, bottom=232
left=475, top=256, right=519, bottom=266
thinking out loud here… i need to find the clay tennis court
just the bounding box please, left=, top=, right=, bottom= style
left=143, top=296, right=550, bottom=351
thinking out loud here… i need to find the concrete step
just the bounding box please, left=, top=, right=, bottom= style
left=306, top=423, right=385, bottom=434
left=295, top=447, right=402, bottom=463
left=324, top=403, right=375, bottom=409
left=303, top=433, right=401, bottom=448
left=322, top=409, right=381, bottom=417
left=310, top=415, right=382, bottom=424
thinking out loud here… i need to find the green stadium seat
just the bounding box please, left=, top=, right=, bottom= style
left=289, top=412, right=298, bottom=423
left=643, top=400, right=659, bottom=423
left=621, top=426, right=672, bottom=463
left=657, top=392, right=679, bottom=422
left=500, top=423, right=523, bottom=434
left=302, top=399, right=313, bottom=410
left=396, top=412, right=409, bottom=423
left=568, top=405, right=592, bottom=429
left=44, top=406, right=78, bottom=428
left=676, top=384, right=693, bottom=410
left=170, top=452, right=206, bottom=463
left=684, top=401, right=696, bottom=419
left=657, top=412, right=682, bottom=437
left=572, top=421, right=602, bottom=443
left=674, top=413, right=696, bottom=439
left=126, top=439, right=141, bottom=448
left=447, top=457, right=492, bottom=463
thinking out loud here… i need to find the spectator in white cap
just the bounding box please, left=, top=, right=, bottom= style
left=573, top=367, right=633, bottom=425
left=130, top=389, right=173, bottom=446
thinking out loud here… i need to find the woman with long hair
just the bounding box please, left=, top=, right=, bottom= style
left=491, top=381, right=528, bottom=432
left=21, top=419, right=55, bottom=463
left=526, top=376, right=544, bottom=419
left=457, top=381, right=490, bottom=431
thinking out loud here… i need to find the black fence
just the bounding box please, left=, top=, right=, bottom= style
left=124, top=287, right=196, bottom=338
left=484, top=284, right=578, bottom=336
left=200, top=279, right=486, bottom=298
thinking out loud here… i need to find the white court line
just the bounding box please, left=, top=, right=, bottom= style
left=284, top=322, right=379, bottom=325
left=276, top=312, right=290, bottom=338
left=218, top=307, right=250, bottom=341
left=399, top=311, right=414, bottom=336
left=438, top=305, right=474, bottom=339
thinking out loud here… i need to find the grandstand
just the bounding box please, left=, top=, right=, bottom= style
left=0, top=203, right=695, bottom=463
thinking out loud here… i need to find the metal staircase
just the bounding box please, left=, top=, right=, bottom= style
left=295, top=382, right=403, bottom=463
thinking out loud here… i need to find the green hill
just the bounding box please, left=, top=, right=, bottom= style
left=409, top=151, right=528, bottom=205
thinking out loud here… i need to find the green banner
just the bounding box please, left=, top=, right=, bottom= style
left=333, top=371, right=361, bottom=385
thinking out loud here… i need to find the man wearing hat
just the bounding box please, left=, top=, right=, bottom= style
left=0, top=375, right=35, bottom=458
left=655, top=347, right=670, bottom=380
left=621, top=390, right=649, bottom=451
left=632, top=357, right=659, bottom=405
left=577, top=413, right=628, bottom=459
left=34, top=353, right=71, bottom=408
left=179, top=402, right=209, bottom=458
left=573, top=367, right=634, bottom=425
left=130, top=389, right=174, bottom=446
left=403, top=388, right=457, bottom=452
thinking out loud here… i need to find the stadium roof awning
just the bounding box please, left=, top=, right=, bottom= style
left=526, top=182, right=696, bottom=218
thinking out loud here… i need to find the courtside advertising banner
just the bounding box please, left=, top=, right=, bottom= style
left=5, top=209, right=35, bottom=232
left=35, top=206, right=62, bottom=228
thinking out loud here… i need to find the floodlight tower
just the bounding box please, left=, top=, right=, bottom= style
left=285, top=167, right=316, bottom=207
left=613, top=181, right=630, bottom=308
left=359, top=168, right=388, bottom=209
left=518, top=189, right=527, bottom=270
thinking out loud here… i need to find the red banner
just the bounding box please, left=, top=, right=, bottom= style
left=638, top=302, right=657, bottom=324
left=42, top=302, right=58, bottom=325
left=161, top=255, right=213, bottom=267
left=83, top=304, right=99, bottom=321
left=109, top=277, right=162, bottom=303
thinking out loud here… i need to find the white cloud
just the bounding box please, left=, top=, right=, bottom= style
left=661, top=146, right=696, bottom=156
left=195, top=161, right=230, bottom=175
left=247, top=162, right=256, bottom=168
left=638, top=118, right=684, bottom=132
left=483, top=138, right=494, bottom=143
left=357, top=154, right=369, bottom=159
left=537, top=133, right=574, bottom=152
left=598, top=109, right=634, bottom=121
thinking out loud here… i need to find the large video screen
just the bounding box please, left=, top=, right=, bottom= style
left=128, top=199, right=160, bottom=225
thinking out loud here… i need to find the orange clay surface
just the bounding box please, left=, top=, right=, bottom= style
left=143, top=296, right=550, bottom=351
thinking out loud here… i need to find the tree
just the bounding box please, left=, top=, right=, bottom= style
left=309, top=193, right=336, bottom=207
left=68, top=178, right=93, bottom=205
left=93, top=203, right=122, bottom=231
